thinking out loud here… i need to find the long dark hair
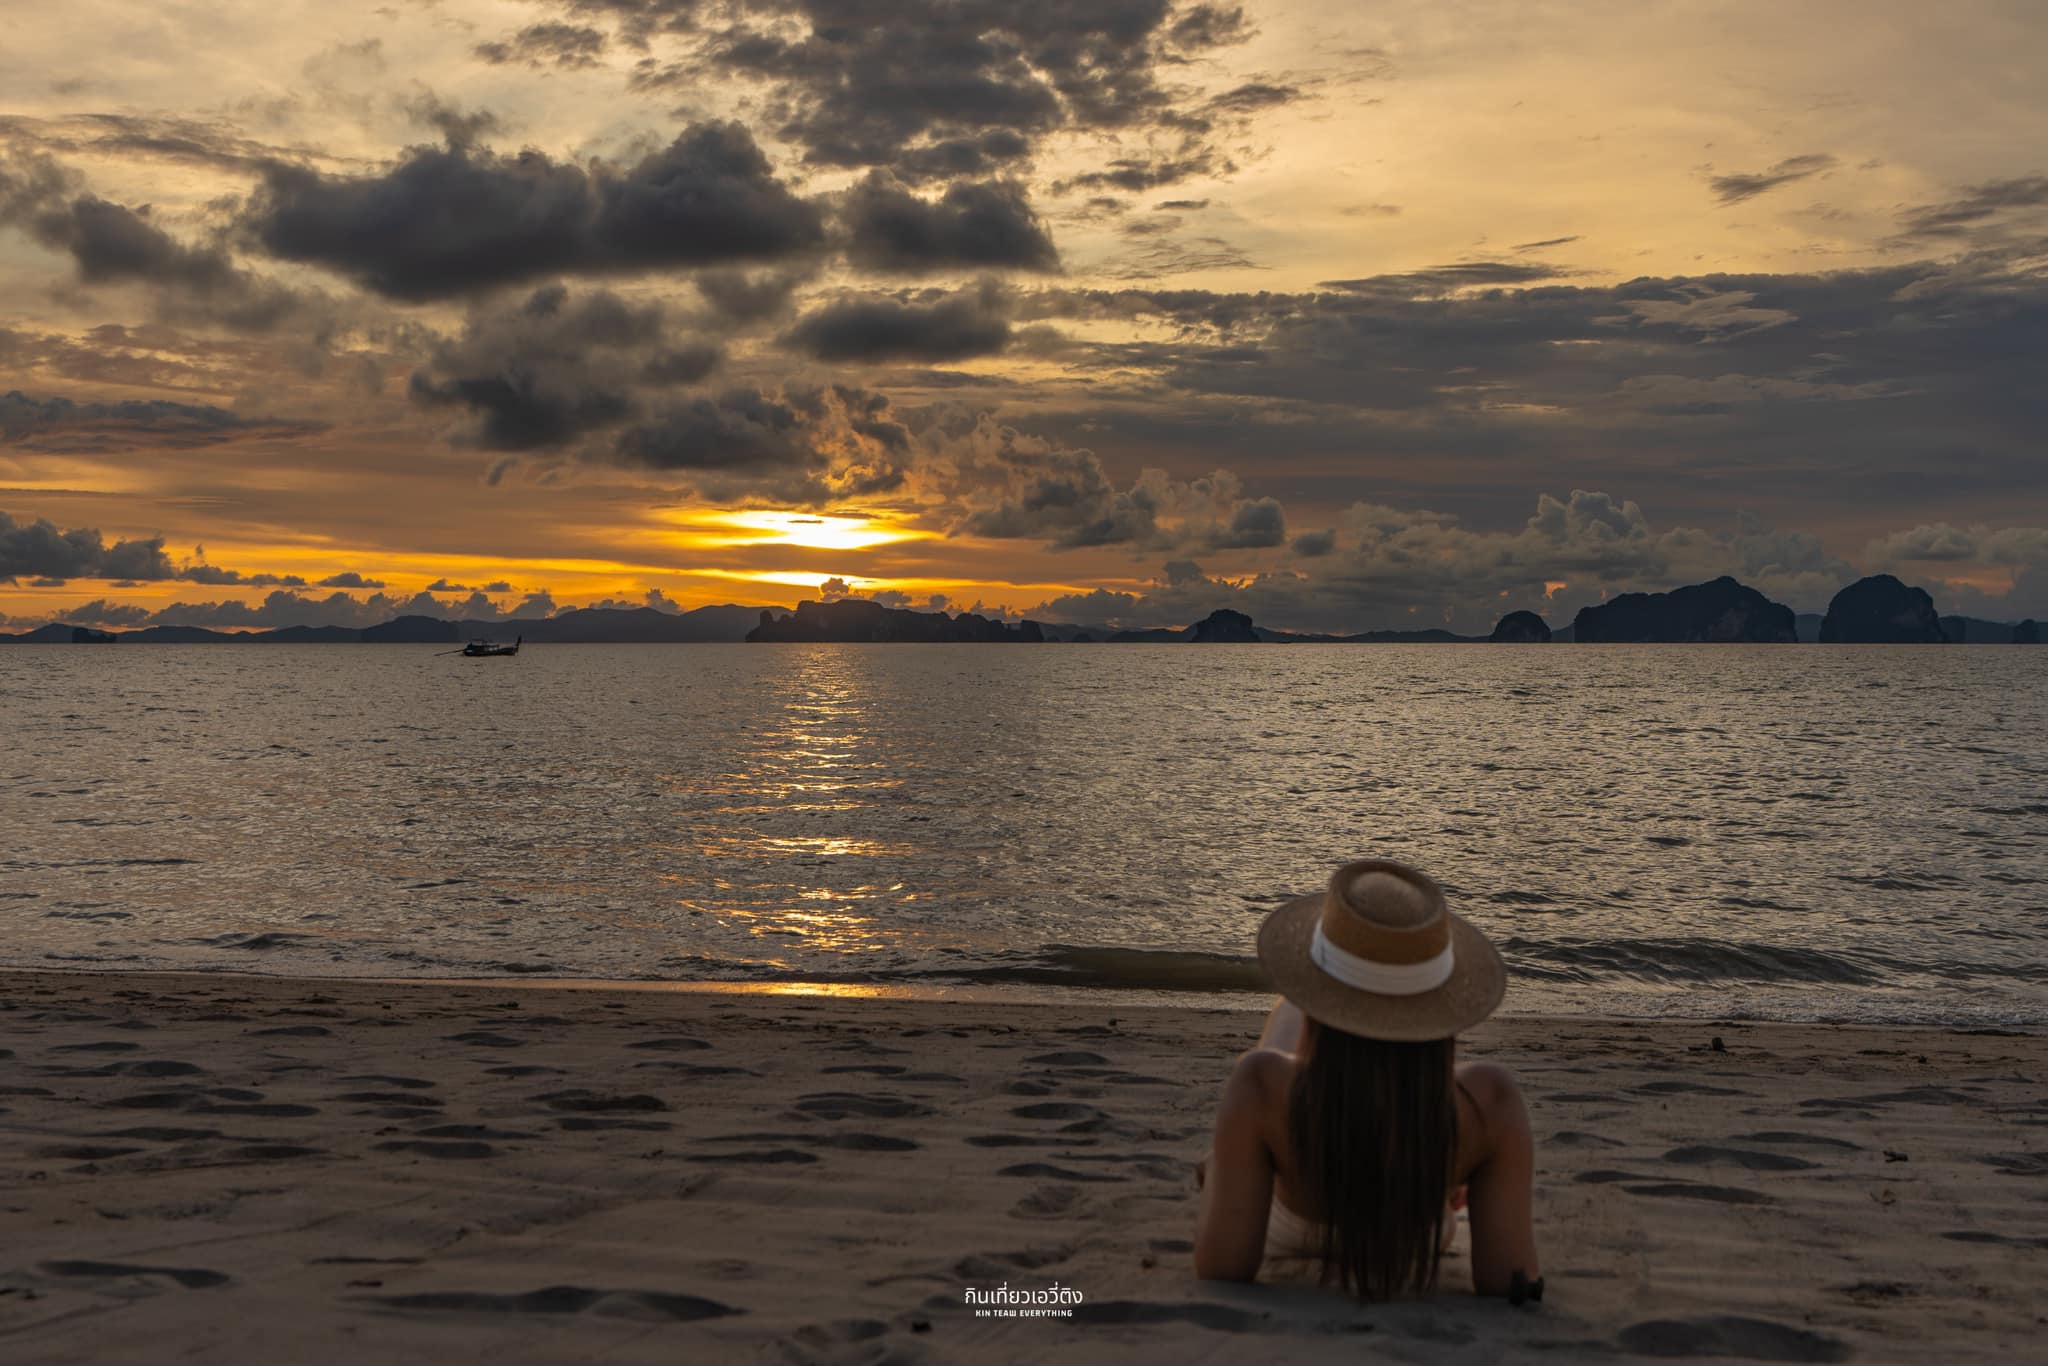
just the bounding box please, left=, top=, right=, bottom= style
left=1286, top=1021, right=1458, bottom=1299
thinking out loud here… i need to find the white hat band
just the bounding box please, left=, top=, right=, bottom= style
left=1310, top=923, right=1455, bottom=996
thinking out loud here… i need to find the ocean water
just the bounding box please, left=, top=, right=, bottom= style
left=2, top=643, right=2043, bottom=1026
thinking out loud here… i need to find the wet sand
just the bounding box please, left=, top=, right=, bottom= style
left=2, top=969, right=2043, bottom=1363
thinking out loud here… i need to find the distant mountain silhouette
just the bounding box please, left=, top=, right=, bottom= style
left=746, top=599, right=1044, bottom=642
left=1573, top=577, right=1797, bottom=643
left=1937, top=614, right=2026, bottom=644
left=1489, top=610, right=1551, bottom=643
left=2015, top=619, right=2041, bottom=644
left=1188, top=609, right=1261, bottom=642
left=1820, top=576, right=1946, bottom=643
left=0, top=604, right=770, bottom=645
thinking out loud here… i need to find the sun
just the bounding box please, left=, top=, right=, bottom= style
left=683, top=509, right=922, bottom=552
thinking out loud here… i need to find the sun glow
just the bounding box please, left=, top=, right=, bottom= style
left=683, top=509, right=923, bottom=552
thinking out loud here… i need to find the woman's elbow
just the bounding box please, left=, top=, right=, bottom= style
left=1192, top=1244, right=1261, bottom=1283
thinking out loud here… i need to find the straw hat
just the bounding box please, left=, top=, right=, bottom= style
left=1257, top=859, right=1505, bottom=1041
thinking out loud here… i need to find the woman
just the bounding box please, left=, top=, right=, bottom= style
left=1195, top=858, right=1540, bottom=1300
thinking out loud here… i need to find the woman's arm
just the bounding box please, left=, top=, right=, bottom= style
left=1193, top=1049, right=1283, bottom=1282
left=1460, top=1062, right=1541, bottom=1296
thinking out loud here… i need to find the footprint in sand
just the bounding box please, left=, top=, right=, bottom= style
left=631, top=1061, right=759, bottom=1078
left=1734, top=1131, right=1862, bottom=1151
left=335, top=1091, right=447, bottom=1108
left=533, top=1089, right=668, bottom=1113
left=368, top=1286, right=741, bottom=1321
left=101, top=1126, right=222, bottom=1142
left=997, top=1162, right=1128, bottom=1184
left=1940, top=1230, right=2048, bottom=1249
left=626, top=1037, right=711, bottom=1052
left=372, top=1140, right=498, bottom=1160
left=36, top=1143, right=144, bottom=1161
left=1009, top=1184, right=1091, bottom=1220
left=233, top=1144, right=324, bottom=1161
left=790, top=1092, right=932, bottom=1120
left=414, top=1124, right=539, bottom=1141
left=40, top=1260, right=229, bottom=1290
left=1072, top=1300, right=1272, bottom=1332
left=341, top=1074, right=436, bottom=1089
left=1619, top=1181, right=1773, bottom=1206
left=1010, top=1102, right=1102, bottom=1122
left=1662, top=1145, right=1819, bottom=1172
left=1616, top=1314, right=1850, bottom=1361
left=953, top=1245, right=1076, bottom=1279
left=1633, top=1081, right=1752, bottom=1097
left=120, top=1060, right=206, bottom=1078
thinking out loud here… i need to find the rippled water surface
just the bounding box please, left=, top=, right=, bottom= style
left=2, top=644, right=2043, bottom=1024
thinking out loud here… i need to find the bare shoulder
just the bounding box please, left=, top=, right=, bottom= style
left=1456, top=1059, right=1524, bottom=1106
left=1227, top=1046, right=1296, bottom=1095
left=1456, top=1060, right=1532, bottom=1147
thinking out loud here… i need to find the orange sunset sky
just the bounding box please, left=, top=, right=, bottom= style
left=3, top=0, right=2045, bottom=634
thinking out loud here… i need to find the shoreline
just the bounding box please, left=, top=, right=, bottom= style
left=4, top=967, right=2045, bottom=1363
left=8, top=962, right=2045, bottom=1032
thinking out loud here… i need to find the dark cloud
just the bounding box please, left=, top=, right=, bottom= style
left=615, top=1, right=1252, bottom=184
left=554, top=0, right=703, bottom=48
left=612, top=383, right=913, bottom=502
left=781, top=282, right=1013, bottom=362
left=0, top=509, right=380, bottom=590
left=693, top=265, right=815, bottom=322
left=317, top=571, right=387, bottom=588
left=1708, top=153, right=1836, bottom=205
left=1893, top=175, right=2048, bottom=240
left=179, top=563, right=308, bottom=587
left=0, top=390, right=320, bottom=452
left=1203, top=82, right=1299, bottom=115
left=1513, top=235, right=1578, bottom=251
left=0, top=153, right=315, bottom=331
left=474, top=22, right=609, bottom=69
left=1165, top=3, right=1252, bottom=50
left=0, top=510, right=176, bottom=584
left=890, top=130, right=1034, bottom=184
left=1291, top=528, right=1336, bottom=557
left=0, top=112, right=330, bottom=175
left=400, top=92, right=506, bottom=150
left=1058, top=149, right=1227, bottom=195
left=1317, top=261, right=1570, bottom=296
left=1213, top=495, right=1285, bottom=548
left=242, top=122, right=824, bottom=300
left=1021, top=492, right=1872, bottom=634
left=946, top=421, right=1287, bottom=551
left=37, top=585, right=565, bottom=632
left=842, top=175, right=1060, bottom=275
left=409, top=284, right=720, bottom=450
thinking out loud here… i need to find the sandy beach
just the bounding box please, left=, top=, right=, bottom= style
left=0, top=970, right=2042, bottom=1364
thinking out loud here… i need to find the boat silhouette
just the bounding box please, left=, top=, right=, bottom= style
left=460, top=634, right=521, bottom=657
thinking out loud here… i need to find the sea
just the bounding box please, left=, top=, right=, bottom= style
left=2, top=643, right=2043, bottom=1026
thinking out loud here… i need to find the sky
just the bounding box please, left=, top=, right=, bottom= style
left=1, top=0, right=2045, bottom=635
